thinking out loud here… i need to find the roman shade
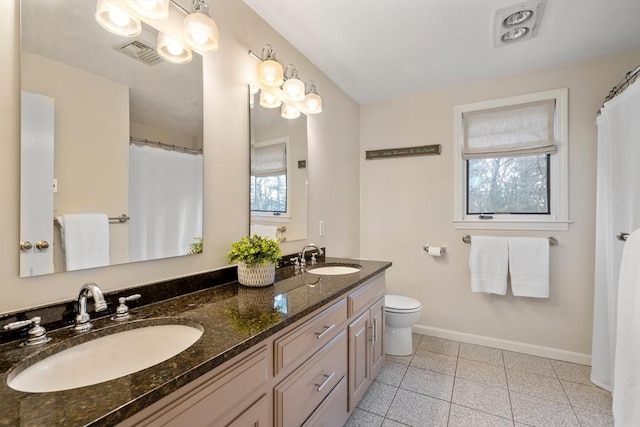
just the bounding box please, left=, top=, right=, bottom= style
left=251, top=142, right=287, bottom=176
left=462, top=99, right=556, bottom=159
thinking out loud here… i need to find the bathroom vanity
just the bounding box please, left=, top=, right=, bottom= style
left=0, top=258, right=390, bottom=426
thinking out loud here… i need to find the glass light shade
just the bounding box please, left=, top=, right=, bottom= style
left=257, top=60, right=284, bottom=87
left=260, top=90, right=282, bottom=109
left=183, top=13, right=219, bottom=53
left=283, top=78, right=305, bottom=102
left=303, top=93, right=323, bottom=114
left=157, top=32, right=193, bottom=64
left=129, top=0, right=169, bottom=19
left=95, top=0, right=141, bottom=37
left=281, top=103, right=301, bottom=120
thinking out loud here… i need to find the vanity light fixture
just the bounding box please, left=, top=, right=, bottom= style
left=95, top=0, right=142, bottom=37
left=493, top=0, right=545, bottom=47
left=94, top=0, right=218, bottom=64
left=249, top=44, right=323, bottom=118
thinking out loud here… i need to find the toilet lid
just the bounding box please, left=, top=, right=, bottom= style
left=385, top=295, right=421, bottom=311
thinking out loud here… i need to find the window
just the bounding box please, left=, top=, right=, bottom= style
left=251, top=138, right=290, bottom=216
left=453, top=89, right=569, bottom=230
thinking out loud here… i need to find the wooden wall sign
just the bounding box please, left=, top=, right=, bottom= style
left=365, top=144, right=441, bottom=160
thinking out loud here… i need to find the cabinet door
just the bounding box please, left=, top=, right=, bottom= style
left=227, top=394, right=269, bottom=427
left=348, top=311, right=370, bottom=412
left=370, top=297, right=385, bottom=379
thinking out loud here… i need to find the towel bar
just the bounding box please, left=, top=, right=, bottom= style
left=54, top=214, right=129, bottom=224
left=462, top=235, right=558, bottom=246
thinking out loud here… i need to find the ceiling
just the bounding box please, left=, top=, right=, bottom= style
left=243, top=0, right=640, bottom=104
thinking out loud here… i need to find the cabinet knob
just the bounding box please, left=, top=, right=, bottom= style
left=20, top=241, right=33, bottom=251
left=35, top=240, right=50, bottom=250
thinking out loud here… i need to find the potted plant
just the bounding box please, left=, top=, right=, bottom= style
left=226, top=234, right=282, bottom=287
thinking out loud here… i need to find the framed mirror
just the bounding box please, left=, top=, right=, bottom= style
left=19, top=0, right=204, bottom=277
left=249, top=88, right=308, bottom=243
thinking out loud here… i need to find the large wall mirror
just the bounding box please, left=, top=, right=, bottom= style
left=19, top=0, right=204, bottom=277
left=249, top=88, right=308, bottom=243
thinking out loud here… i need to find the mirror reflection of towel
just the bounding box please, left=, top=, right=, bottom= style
left=60, top=213, right=110, bottom=271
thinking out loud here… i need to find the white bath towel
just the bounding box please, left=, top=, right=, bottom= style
left=613, top=228, right=640, bottom=427
left=508, top=237, right=549, bottom=298
left=250, top=224, right=279, bottom=239
left=61, top=213, right=110, bottom=271
left=469, top=236, right=509, bottom=295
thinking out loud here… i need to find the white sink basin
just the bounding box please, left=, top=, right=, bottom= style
left=8, top=323, right=203, bottom=393
left=306, top=265, right=362, bottom=275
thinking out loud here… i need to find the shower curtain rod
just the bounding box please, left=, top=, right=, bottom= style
left=129, top=137, right=203, bottom=155
left=598, top=64, right=640, bottom=114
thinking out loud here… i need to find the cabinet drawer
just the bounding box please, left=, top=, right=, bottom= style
left=274, top=331, right=347, bottom=427
left=302, top=376, right=348, bottom=427
left=348, top=274, right=385, bottom=317
left=274, top=299, right=347, bottom=375
left=123, top=346, right=268, bottom=426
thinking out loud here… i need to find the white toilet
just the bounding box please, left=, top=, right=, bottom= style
left=384, top=294, right=422, bottom=356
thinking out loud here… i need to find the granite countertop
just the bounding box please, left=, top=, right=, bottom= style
left=0, top=258, right=391, bottom=426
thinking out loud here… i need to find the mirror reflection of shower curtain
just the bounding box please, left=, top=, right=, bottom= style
left=592, top=78, right=640, bottom=392
left=128, top=144, right=203, bottom=262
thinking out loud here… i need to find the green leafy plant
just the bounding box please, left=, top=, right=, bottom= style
left=225, top=234, right=282, bottom=265
left=189, top=237, right=203, bottom=254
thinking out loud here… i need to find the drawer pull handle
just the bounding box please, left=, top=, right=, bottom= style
left=315, top=324, right=335, bottom=340
left=314, top=372, right=335, bottom=392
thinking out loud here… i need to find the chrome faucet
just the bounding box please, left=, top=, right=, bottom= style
left=299, top=243, right=324, bottom=267
left=73, top=282, right=108, bottom=332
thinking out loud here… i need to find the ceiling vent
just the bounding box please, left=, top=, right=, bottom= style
left=493, top=0, right=546, bottom=47
left=116, top=40, right=162, bottom=65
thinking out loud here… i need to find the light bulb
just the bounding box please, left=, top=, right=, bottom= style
left=136, top=0, right=157, bottom=10
left=108, top=8, right=130, bottom=27
left=304, top=93, right=323, bottom=114
left=157, top=32, right=193, bottom=64
left=257, top=60, right=284, bottom=87
left=183, top=13, right=219, bottom=53
left=283, top=78, right=305, bottom=102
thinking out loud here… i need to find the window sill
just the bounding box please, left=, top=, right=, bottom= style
left=452, top=220, right=571, bottom=231
left=250, top=215, right=291, bottom=224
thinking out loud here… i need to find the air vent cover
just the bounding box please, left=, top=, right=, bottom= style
left=117, top=40, right=162, bottom=65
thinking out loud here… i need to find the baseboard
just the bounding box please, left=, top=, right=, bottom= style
left=413, top=324, right=592, bottom=366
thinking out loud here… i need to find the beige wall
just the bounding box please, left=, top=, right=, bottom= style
left=0, top=0, right=360, bottom=313
left=360, top=51, right=640, bottom=360
left=22, top=52, right=130, bottom=268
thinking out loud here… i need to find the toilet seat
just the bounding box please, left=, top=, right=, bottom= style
left=385, top=295, right=421, bottom=313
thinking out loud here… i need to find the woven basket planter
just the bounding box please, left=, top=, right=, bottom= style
left=237, top=261, right=276, bottom=287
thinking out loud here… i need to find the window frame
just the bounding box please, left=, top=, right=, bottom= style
left=453, top=88, right=569, bottom=231
left=250, top=137, right=291, bottom=221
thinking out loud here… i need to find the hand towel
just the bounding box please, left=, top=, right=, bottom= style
left=613, top=228, right=640, bottom=427
left=508, top=237, right=549, bottom=298
left=469, top=236, right=509, bottom=295
left=250, top=224, right=279, bottom=239
left=61, top=213, right=110, bottom=271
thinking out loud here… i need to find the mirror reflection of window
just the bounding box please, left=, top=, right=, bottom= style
left=251, top=139, right=290, bottom=216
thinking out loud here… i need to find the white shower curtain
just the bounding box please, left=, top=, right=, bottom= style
left=129, top=144, right=203, bottom=262
left=592, top=77, right=640, bottom=395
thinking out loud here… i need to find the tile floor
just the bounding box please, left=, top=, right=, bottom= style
left=344, top=334, right=613, bottom=427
